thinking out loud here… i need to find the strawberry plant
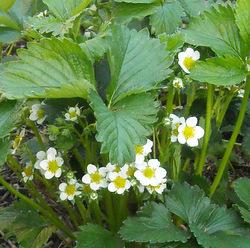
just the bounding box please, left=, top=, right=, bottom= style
left=0, top=0, right=249, bottom=247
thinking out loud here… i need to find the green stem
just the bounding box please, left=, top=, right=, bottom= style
left=210, top=77, right=250, bottom=197
left=184, top=82, right=196, bottom=117
left=196, top=84, right=213, bottom=175
left=104, top=191, right=116, bottom=232
left=75, top=198, right=87, bottom=223
left=72, top=148, right=86, bottom=172
left=0, top=175, right=75, bottom=240
left=63, top=202, right=80, bottom=229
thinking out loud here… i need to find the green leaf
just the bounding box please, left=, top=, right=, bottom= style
left=0, top=9, right=20, bottom=30
left=75, top=224, right=123, bottom=248
left=0, top=138, right=10, bottom=168
left=0, top=38, right=94, bottom=99
left=159, top=32, right=184, bottom=54
left=0, top=202, right=55, bottom=248
left=0, top=0, right=16, bottom=12
left=0, top=100, right=20, bottom=138
left=178, top=0, right=212, bottom=16
left=113, top=2, right=159, bottom=23
left=114, top=0, right=156, bottom=3
left=235, top=0, right=250, bottom=44
left=107, top=25, right=172, bottom=104
left=150, top=1, right=183, bottom=35
left=189, top=56, right=247, bottom=86
left=43, top=0, right=87, bottom=20
left=0, top=26, right=20, bottom=43
left=233, top=178, right=250, bottom=224
left=184, top=4, right=246, bottom=58
left=166, top=183, right=250, bottom=248
left=120, top=203, right=190, bottom=243
left=90, top=91, right=158, bottom=164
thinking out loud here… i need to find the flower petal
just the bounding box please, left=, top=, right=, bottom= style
left=60, top=192, right=67, bottom=201
left=186, top=117, right=197, bottom=127
left=44, top=171, right=54, bottom=179
left=108, top=183, right=116, bottom=192
left=59, top=183, right=67, bottom=191
left=178, top=134, right=186, bottom=144
left=87, top=164, right=97, bottom=174
left=195, top=126, right=204, bottom=139
left=82, top=174, right=91, bottom=184
left=187, top=137, right=198, bottom=147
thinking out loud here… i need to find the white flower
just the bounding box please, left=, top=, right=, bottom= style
left=22, top=163, right=34, bottom=183
left=108, top=172, right=131, bottom=194
left=146, top=179, right=167, bottom=194
left=84, top=31, right=91, bottom=38
left=82, top=164, right=107, bottom=191
left=34, top=150, right=46, bottom=172
left=65, top=106, right=80, bottom=122
left=59, top=179, right=81, bottom=201
left=135, top=139, right=153, bottom=164
left=106, top=163, right=121, bottom=175
left=40, top=147, right=64, bottom=179
left=134, top=159, right=166, bottom=186
left=173, top=77, right=184, bottom=89
left=29, top=104, right=46, bottom=124
left=178, top=117, right=204, bottom=147
left=178, top=48, right=200, bottom=73
left=169, top=114, right=185, bottom=143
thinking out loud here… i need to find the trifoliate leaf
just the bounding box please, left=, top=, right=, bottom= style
left=0, top=202, right=55, bottom=248
left=184, top=4, right=246, bottom=58
left=120, top=203, right=190, bottom=243
left=75, top=224, right=123, bottom=248
left=150, top=1, right=183, bottom=35
left=113, top=2, right=159, bottom=23
left=0, top=100, right=20, bottom=138
left=233, top=178, right=250, bottom=224
left=90, top=91, right=158, bottom=164
left=235, top=0, right=250, bottom=45
left=107, top=25, right=172, bottom=104
left=0, top=38, right=95, bottom=99
left=166, top=183, right=250, bottom=248
left=190, top=56, right=247, bottom=86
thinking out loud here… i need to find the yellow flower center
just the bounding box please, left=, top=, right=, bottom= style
left=65, top=184, right=76, bottom=196
left=143, top=166, right=155, bottom=178
left=113, top=176, right=126, bottom=189
left=24, top=166, right=33, bottom=177
left=183, top=126, right=195, bottom=139
left=69, top=110, right=77, bottom=119
left=48, top=160, right=59, bottom=173
left=135, top=145, right=144, bottom=155
left=91, top=172, right=102, bottom=183
left=183, top=57, right=195, bottom=70
left=37, top=108, right=45, bottom=119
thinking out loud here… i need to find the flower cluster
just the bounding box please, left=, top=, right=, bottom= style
left=168, top=114, right=204, bottom=147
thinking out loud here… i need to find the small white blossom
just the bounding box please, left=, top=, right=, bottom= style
left=108, top=172, right=131, bottom=195
left=134, top=159, right=166, bottom=186
left=178, top=117, right=204, bottom=147
left=120, top=163, right=136, bottom=178
left=135, top=139, right=153, bottom=164
left=22, top=163, right=34, bottom=183
left=178, top=48, right=200, bottom=73
left=106, top=163, right=122, bottom=175
left=169, top=114, right=185, bottom=143
left=59, top=179, right=81, bottom=201
left=65, top=106, right=80, bottom=122
left=40, top=148, right=64, bottom=179
left=173, top=77, right=184, bottom=89
left=34, top=150, right=46, bottom=172
left=29, top=104, right=46, bottom=124
left=146, top=179, right=167, bottom=194
left=82, top=164, right=107, bottom=191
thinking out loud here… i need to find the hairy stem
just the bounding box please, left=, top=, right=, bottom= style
left=210, top=76, right=250, bottom=197
left=196, top=84, right=213, bottom=175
